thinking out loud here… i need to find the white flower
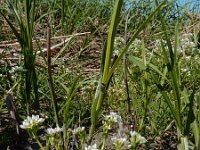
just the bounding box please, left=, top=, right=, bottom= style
left=130, top=131, right=139, bottom=137
left=105, top=112, right=122, bottom=123
left=181, top=68, right=188, bottom=72
left=20, top=115, right=44, bottom=129
left=114, top=37, right=124, bottom=56
left=111, top=136, right=126, bottom=143
left=72, top=126, right=85, bottom=135
left=129, top=38, right=142, bottom=52
left=130, top=131, right=147, bottom=144
left=113, top=48, right=119, bottom=56
left=9, top=66, right=27, bottom=73
left=185, top=56, right=191, bottom=60
left=46, top=126, right=63, bottom=136
left=115, top=37, right=125, bottom=47
left=139, top=136, right=147, bottom=143
left=111, top=136, right=130, bottom=148
left=180, top=33, right=196, bottom=52
left=132, top=38, right=142, bottom=45
left=84, top=143, right=98, bottom=150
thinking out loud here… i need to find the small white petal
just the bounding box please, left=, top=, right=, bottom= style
left=84, top=144, right=98, bottom=150
left=46, top=126, right=63, bottom=136
left=20, top=115, right=44, bottom=130
left=38, top=118, right=45, bottom=123
left=72, top=126, right=85, bottom=134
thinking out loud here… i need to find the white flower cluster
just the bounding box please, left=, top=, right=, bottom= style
left=152, top=33, right=196, bottom=54
left=153, top=39, right=167, bottom=52
left=111, top=136, right=130, bottom=148
left=9, top=66, right=27, bottom=74
left=115, top=37, right=125, bottom=47
left=84, top=144, right=98, bottom=150
left=129, top=38, right=143, bottom=54
left=114, top=37, right=143, bottom=56
left=130, top=131, right=147, bottom=144
left=114, top=37, right=125, bottom=55
left=72, top=126, right=85, bottom=135
left=109, top=84, right=126, bottom=102
left=105, top=112, right=122, bottom=124
left=20, top=115, right=45, bottom=129
left=103, top=112, right=129, bottom=149
left=180, top=33, right=196, bottom=52
left=46, top=126, right=63, bottom=136
left=110, top=131, right=146, bottom=149
left=131, top=38, right=143, bottom=47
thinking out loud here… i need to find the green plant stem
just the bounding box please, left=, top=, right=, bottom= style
left=47, top=27, right=59, bottom=127
left=123, top=10, right=131, bottom=115
left=32, top=68, right=40, bottom=109
left=101, top=129, right=108, bottom=150
left=36, top=138, right=45, bottom=150
left=141, top=41, right=150, bottom=133
left=101, top=139, right=106, bottom=150
left=61, top=0, right=66, bottom=33
left=31, top=132, right=45, bottom=150
left=89, top=89, right=105, bottom=139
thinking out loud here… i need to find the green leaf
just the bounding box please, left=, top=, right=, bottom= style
left=60, top=76, right=81, bottom=124
left=151, top=75, right=181, bottom=129
left=184, top=88, right=196, bottom=135
left=105, top=1, right=167, bottom=84
left=52, top=37, right=73, bottom=64
left=128, top=55, right=146, bottom=70
left=1, top=12, right=22, bottom=44
left=102, top=0, right=123, bottom=82
left=128, top=55, right=169, bottom=82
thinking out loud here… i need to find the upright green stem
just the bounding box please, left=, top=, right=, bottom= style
left=123, top=10, right=131, bottom=115
left=47, top=27, right=59, bottom=127
left=36, top=138, right=45, bottom=150
left=61, top=0, right=66, bottom=33
left=101, top=128, right=108, bottom=150
left=89, top=89, right=105, bottom=139
left=140, top=41, right=150, bottom=133
left=32, top=68, right=40, bottom=109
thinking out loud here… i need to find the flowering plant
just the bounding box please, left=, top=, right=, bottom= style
left=111, top=136, right=130, bottom=150
left=130, top=131, right=147, bottom=149
left=46, top=126, right=63, bottom=149
left=20, top=115, right=45, bottom=149
left=20, top=115, right=44, bottom=138
left=84, top=144, right=98, bottom=150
